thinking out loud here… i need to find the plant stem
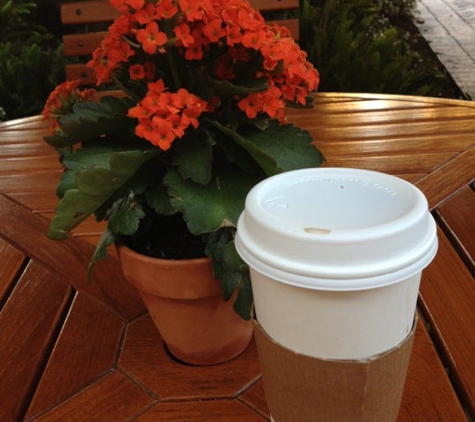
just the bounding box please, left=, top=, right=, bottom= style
left=166, top=46, right=182, bottom=89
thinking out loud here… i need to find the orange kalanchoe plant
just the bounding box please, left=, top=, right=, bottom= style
left=42, top=0, right=323, bottom=319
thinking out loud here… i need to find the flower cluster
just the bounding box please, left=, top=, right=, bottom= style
left=83, top=0, right=319, bottom=150
left=128, top=79, right=208, bottom=150
left=42, top=80, right=96, bottom=134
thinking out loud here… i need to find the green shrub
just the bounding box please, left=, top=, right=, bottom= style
left=300, top=0, right=449, bottom=96
left=0, top=0, right=65, bottom=121
left=377, top=0, right=417, bottom=22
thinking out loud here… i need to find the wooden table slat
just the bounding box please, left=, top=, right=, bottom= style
left=27, top=371, right=156, bottom=422
left=419, top=227, right=475, bottom=416
left=310, top=92, right=475, bottom=108
left=26, top=293, right=125, bottom=420
left=290, top=104, right=475, bottom=124
left=118, top=315, right=261, bottom=401
left=414, top=146, right=474, bottom=209
left=0, top=142, right=57, bottom=157
left=436, top=185, right=475, bottom=273
left=0, top=194, right=146, bottom=321
left=0, top=115, right=46, bottom=129
left=396, top=321, right=467, bottom=421
left=134, top=400, right=267, bottom=422
left=0, top=238, right=26, bottom=306
left=6, top=191, right=62, bottom=214
left=313, top=133, right=474, bottom=156
left=238, top=379, right=269, bottom=419
left=325, top=151, right=457, bottom=174
left=0, top=263, right=72, bottom=422
left=301, top=119, right=475, bottom=140
left=0, top=172, right=63, bottom=194
left=0, top=155, right=60, bottom=174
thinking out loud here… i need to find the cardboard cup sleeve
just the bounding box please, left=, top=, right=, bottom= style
left=254, top=317, right=417, bottom=422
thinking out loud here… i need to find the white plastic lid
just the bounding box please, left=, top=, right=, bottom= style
left=235, top=168, right=438, bottom=290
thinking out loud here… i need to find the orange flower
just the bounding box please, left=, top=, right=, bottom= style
left=109, top=14, right=132, bottom=37
left=261, top=40, right=288, bottom=63
left=136, top=21, right=168, bottom=54
left=184, top=33, right=204, bottom=60
left=156, top=0, right=178, bottom=19
left=149, top=116, right=175, bottom=150
left=109, top=0, right=129, bottom=12
left=141, top=61, right=156, bottom=80
left=133, top=2, right=161, bottom=25
left=174, top=23, right=194, bottom=47
left=225, top=24, right=243, bottom=46
left=128, top=0, right=145, bottom=10
left=241, top=28, right=267, bottom=50
left=128, top=104, right=151, bottom=119
left=177, top=0, right=208, bottom=22
left=202, top=18, right=226, bottom=42
left=261, top=86, right=285, bottom=119
left=107, top=37, right=135, bottom=64
left=237, top=93, right=263, bottom=119
left=148, top=79, right=166, bottom=94
left=129, top=64, right=145, bottom=80
left=169, top=113, right=186, bottom=138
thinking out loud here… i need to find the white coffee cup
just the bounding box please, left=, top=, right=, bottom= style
left=236, top=168, right=437, bottom=360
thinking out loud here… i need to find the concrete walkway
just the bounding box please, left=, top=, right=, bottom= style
left=415, top=0, right=475, bottom=99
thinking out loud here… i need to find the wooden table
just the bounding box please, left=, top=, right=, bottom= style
left=0, top=93, right=474, bottom=421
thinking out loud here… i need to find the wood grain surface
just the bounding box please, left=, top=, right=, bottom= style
left=0, top=93, right=473, bottom=421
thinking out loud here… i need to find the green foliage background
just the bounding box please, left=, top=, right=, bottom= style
left=0, top=0, right=64, bottom=121
left=299, top=0, right=455, bottom=96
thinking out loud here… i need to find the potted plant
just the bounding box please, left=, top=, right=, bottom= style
left=41, top=0, right=323, bottom=365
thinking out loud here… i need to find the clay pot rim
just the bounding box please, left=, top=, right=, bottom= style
left=116, top=242, right=211, bottom=267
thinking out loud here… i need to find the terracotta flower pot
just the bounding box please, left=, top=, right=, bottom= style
left=116, top=243, right=253, bottom=365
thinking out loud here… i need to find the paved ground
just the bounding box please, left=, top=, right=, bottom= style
left=415, top=0, right=475, bottom=99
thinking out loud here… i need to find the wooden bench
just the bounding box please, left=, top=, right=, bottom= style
left=61, top=0, right=300, bottom=86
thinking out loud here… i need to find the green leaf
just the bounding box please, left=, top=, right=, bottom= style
left=192, top=70, right=269, bottom=98
left=87, top=194, right=146, bottom=279
left=107, top=199, right=145, bottom=235
left=172, top=131, right=214, bottom=184
left=44, top=96, right=136, bottom=148
left=205, top=232, right=253, bottom=319
left=212, top=119, right=324, bottom=177
left=221, top=271, right=241, bottom=301
left=48, top=145, right=159, bottom=240
left=87, top=227, right=116, bottom=280
left=94, top=158, right=159, bottom=222
left=218, top=240, right=249, bottom=299
left=215, top=131, right=261, bottom=175
left=164, top=166, right=261, bottom=235
left=206, top=76, right=269, bottom=96
left=233, top=273, right=253, bottom=321
left=146, top=185, right=176, bottom=215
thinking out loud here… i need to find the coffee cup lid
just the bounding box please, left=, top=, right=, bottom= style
left=235, top=168, right=438, bottom=290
